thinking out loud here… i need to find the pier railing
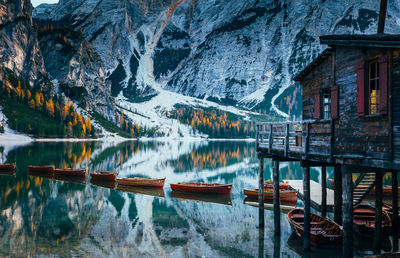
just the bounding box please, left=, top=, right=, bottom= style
left=256, top=120, right=334, bottom=160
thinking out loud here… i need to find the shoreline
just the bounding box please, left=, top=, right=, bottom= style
left=0, top=134, right=256, bottom=145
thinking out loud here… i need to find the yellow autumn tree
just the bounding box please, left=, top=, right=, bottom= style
left=35, top=92, right=41, bottom=110
left=85, top=118, right=92, bottom=134
left=120, top=111, right=124, bottom=128
left=46, top=99, right=55, bottom=117
left=62, top=104, right=69, bottom=121
left=26, top=89, right=31, bottom=100
left=28, top=99, right=35, bottom=109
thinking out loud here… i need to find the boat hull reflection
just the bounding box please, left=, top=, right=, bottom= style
left=170, top=190, right=232, bottom=205
left=243, top=197, right=295, bottom=213
left=54, top=174, right=86, bottom=184
left=28, top=170, right=54, bottom=179
left=116, top=185, right=165, bottom=198
left=90, top=178, right=116, bottom=189
left=0, top=170, right=15, bottom=176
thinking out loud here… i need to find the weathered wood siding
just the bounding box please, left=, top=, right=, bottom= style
left=301, top=46, right=392, bottom=162
left=334, top=47, right=391, bottom=160
left=392, top=49, right=400, bottom=163
left=302, top=55, right=333, bottom=120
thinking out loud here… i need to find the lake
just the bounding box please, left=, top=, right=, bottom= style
left=0, top=140, right=395, bottom=257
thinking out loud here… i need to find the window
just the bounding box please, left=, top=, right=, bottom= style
left=322, top=89, right=331, bottom=119
left=357, top=56, right=387, bottom=117
left=368, top=60, right=380, bottom=115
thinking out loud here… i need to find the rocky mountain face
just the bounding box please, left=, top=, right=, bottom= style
left=33, top=0, right=400, bottom=119
left=34, top=20, right=114, bottom=117
left=0, top=0, right=48, bottom=87
left=0, top=0, right=114, bottom=120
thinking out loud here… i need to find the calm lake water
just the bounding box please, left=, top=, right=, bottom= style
left=0, top=140, right=396, bottom=257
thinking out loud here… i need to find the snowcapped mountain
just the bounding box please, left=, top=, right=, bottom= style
left=1, top=0, right=400, bottom=137
left=33, top=0, right=400, bottom=118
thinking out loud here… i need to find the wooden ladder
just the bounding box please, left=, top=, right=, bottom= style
left=353, top=172, right=376, bottom=206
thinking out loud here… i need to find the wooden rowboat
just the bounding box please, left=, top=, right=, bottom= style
left=243, top=188, right=297, bottom=205
left=0, top=163, right=15, bottom=171
left=287, top=208, right=343, bottom=247
left=243, top=197, right=295, bottom=213
left=116, top=177, right=165, bottom=188
left=264, top=181, right=290, bottom=190
left=382, top=202, right=400, bottom=219
left=170, top=182, right=233, bottom=194
left=54, top=168, right=86, bottom=178
left=28, top=165, right=55, bottom=173
left=90, top=171, right=118, bottom=181
left=353, top=204, right=392, bottom=237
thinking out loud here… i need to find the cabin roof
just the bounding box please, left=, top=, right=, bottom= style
left=293, top=48, right=333, bottom=82
left=320, top=33, right=400, bottom=48
left=293, top=33, right=400, bottom=82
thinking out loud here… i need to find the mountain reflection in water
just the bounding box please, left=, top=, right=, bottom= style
left=0, top=140, right=335, bottom=257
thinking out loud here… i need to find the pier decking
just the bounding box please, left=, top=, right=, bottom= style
left=286, top=180, right=334, bottom=212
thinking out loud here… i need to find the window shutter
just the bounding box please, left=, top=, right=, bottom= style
left=357, top=61, right=365, bottom=116
left=379, top=55, right=388, bottom=115
left=314, top=91, right=321, bottom=120
left=331, top=85, right=339, bottom=119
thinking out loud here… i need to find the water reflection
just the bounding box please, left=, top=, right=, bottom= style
left=0, top=140, right=394, bottom=257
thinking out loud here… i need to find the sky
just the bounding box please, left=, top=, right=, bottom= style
left=31, top=0, right=59, bottom=7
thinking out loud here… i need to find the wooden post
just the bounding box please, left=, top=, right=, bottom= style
left=273, top=159, right=280, bottom=235
left=393, top=171, right=399, bottom=252
left=303, top=163, right=311, bottom=251
left=334, top=165, right=343, bottom=224
left=342, top=165, right=353, bottom=258
left=273, top=233, right=280, bottom=258
left=374, top=172, right=383, bottom=253
left=285, top=124, right=289, bottom=157
left=268, top=124, right=273, bottom=154
left=259, top=206, right=265, bottom=258
left=321, top=166, right=327, bottom=217
left=258, top=153, right=264, bottom=229
left=393, top=171, right=398, bottom=231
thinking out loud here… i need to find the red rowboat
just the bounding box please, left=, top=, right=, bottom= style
left=28, top=165, right=55, bottom=173
left=0, top=163, right=15, bottom=171
left=243, top=188, right=297, bottom=205
left=353, top=204, right=392, bottom=236
left=170, top=182, right=232, bottom=194
left=287, top=208, right=343, bottom=247
left=90, top=171, right=118, bottom=181
left=264, top=181, right=290, bottom=190
left=116, top=177, right=165, bottom=188
left=382, top=202, right=400, bottom=219
left=54, top=168, right=86, bottom=178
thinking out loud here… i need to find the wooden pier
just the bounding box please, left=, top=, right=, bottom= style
left=286, top=180, right=334, bottom=212
left=255, top=1, right=400, bottom=256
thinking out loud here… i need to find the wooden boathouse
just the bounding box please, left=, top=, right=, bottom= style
left=256, top=1, right=400, bottom=256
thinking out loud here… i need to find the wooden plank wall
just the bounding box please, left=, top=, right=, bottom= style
left=302, top=55, right=333, bottom=120
left=301, top=46, right=392, bottom=162
left=335, top=47, right=390, bottom=160
left=392, top=50, right=400, bottom=163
